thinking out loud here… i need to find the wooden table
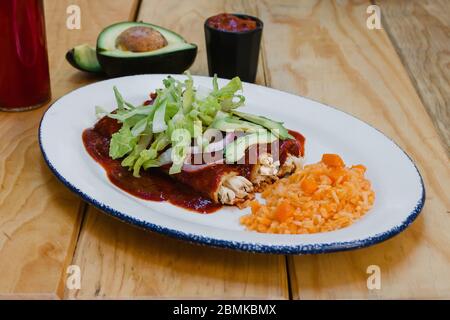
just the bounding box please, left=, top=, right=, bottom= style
left=0, top=0, right=448, bottom=299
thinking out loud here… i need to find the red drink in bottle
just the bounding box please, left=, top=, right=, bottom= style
left=0, top=0, right=51, bottom=111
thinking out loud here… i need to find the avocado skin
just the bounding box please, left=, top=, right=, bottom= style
left=65, top=49, right=80, bottom=71
left=66, top=47, right=104, bottom=74
left=65, top=48, right=102, bottom=74
left=96, top=46, right=197, bottom=77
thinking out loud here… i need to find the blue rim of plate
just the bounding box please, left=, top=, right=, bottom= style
left=38, top=78, right=426, bottom=255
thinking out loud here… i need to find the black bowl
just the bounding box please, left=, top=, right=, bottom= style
left=204, top=14, right=263, bottom=83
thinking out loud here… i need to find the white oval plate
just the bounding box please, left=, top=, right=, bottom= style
left=39, top=75, right=424, bottom=254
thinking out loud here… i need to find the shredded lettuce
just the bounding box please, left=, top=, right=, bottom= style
left=131, top=117, right=148, bottom=137
left=113, top=86, right=125, bottom=110
left=169, top=128, right=191, bottom=174
left=109, top=123, right=138, bottom=159
left=212, top=77, right=245, bottom=111
left=95, top=105, right=108, bottom=118
left=132, top=133, right=170, bottom=177
left=212, top=74, right=219, bottom=91
left=182, top=73, right=194, bottom=113
left=152, top=99, right=168, bottom=133
left=143, top=147, right=172, bottom=169
left=100, top=74, right=291, bottom=177
left=121, top=132, right=152, bottom=168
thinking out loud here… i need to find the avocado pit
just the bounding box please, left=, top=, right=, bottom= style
left=116, top=26, right=168, bottom=52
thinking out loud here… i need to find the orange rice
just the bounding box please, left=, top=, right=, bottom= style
left=240, top=154, right=375, bottom=234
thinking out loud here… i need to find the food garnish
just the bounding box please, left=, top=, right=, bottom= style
left=96, top=74, right=294, bottom=177
left=85, top=75, right=305, bottom=209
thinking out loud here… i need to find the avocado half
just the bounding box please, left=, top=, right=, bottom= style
left=96, top=21, right=197, bottom=77
left=66, top=44, right=103, bottom=74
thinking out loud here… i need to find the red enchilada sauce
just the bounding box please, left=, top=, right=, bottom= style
left=83, top=116, right=221, bottom=213
left=207, top=13, right=257, bottom=32
left=82, top=116, right=304, bottom=213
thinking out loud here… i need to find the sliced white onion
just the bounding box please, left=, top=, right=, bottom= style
left=189, top=132, right=236, bottom=154
left=156, top=148, right=173, bottom=166
left=155, top=132, right=237, bottom=172
left=181, top=158, right=224, bottom=172
left=156, top=147, right=224, bottom=172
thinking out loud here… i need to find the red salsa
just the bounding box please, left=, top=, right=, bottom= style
left=82, top=116, right=222, bottom=213
left=207, top=13, right=257, bottom=32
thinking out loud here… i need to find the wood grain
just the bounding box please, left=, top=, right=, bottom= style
left=136, top=0, right=266, bottom=84
left=5, top=0, right=446, bottom=299
left=376, top=0, right=450, bottom=154
left=67, top=209, right=287, bottom=299
left=0, top=0, right=138, bottom=299
left=67, top=0, right=288, bottom=299
left=257, top=0, right=450, bottom=299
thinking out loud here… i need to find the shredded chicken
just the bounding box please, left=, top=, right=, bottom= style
left=224, top=176, right=253, bottom=198
left=218, top=155, right=303, bottom=205
left=218, top=186, right=236, bottom=204
left=248, top=153, right=278, bottom=188
left=258, top=153, right=280, bottom=176
left=219, top=176, right=253, bottom=204
left=278, top=154, right=303, bottom=176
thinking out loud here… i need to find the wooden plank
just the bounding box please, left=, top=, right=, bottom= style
left=68, top=209, right=287, bottom=299
left=376, top=0, right=450, bottom=154
left=0, top=0, right=138, bottom=299
left=135, top=0, right=266, bottom=84
left=257, top=0, right=450, bottom=299
left=67, top=0, right=288, bottom=299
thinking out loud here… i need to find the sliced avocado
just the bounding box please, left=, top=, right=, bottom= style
left=96, top=21, right=197, bottom=77
left=225, top=131, right=277, bottom=163
left=211, top=116, right=263, bottom=132
left=65, top=44, right=103, bottom=73
left=232, top=110, right=294, bottom=140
